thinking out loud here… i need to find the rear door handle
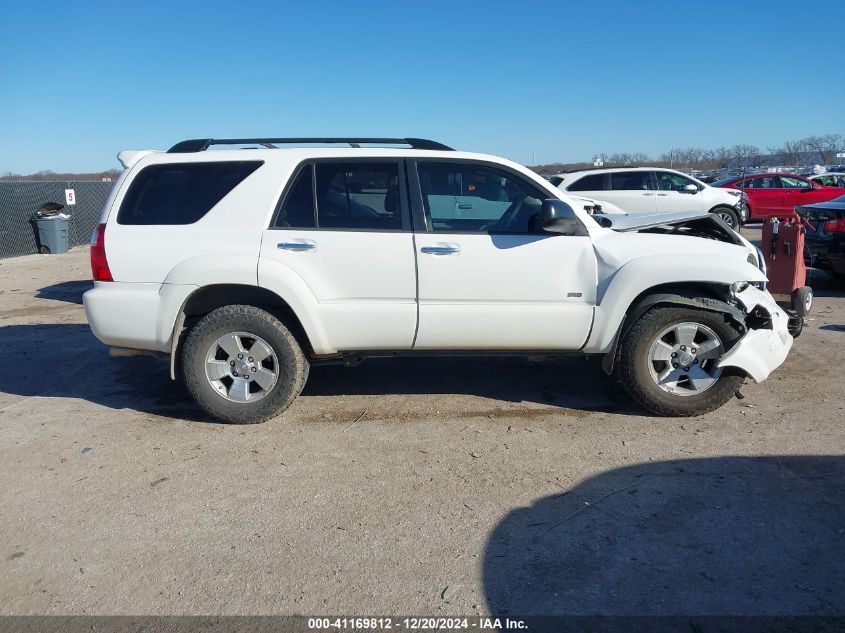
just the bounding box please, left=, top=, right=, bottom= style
left=421, top=245, right=460, bottom=255
left=457, top=204, right=473, bottom=209
left=657, top=193, right=668, bottom=196
left=642, top=193, right=654, bottom=196
left=277, top=241, right=316, bottom=251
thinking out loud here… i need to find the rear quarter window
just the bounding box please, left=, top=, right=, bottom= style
left=117, top=161, right=262, bottom=225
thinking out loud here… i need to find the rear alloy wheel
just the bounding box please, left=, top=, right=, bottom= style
left=616, top=306, right=744, bottom=416
left=182, top=305, right=309, bottom=424
left=711, top=206, right=740, bottom=230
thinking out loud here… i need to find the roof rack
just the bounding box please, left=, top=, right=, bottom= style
left=167, top=137, right=454, bottom=153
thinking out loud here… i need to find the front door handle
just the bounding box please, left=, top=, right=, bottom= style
left=657, top=193, right=669, bottom=196
left=642, top=192, right=655, bottom=196
left=457, top=204, right=473, bottom=210
left=421, top=245, right=460, bottom=255
left=277, top=241, right=316, bottom=251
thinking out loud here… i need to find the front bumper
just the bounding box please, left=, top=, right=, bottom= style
left=716, top=285, right=793, bottom=382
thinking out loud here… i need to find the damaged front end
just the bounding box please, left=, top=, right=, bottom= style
left=717, top=284, right=794, bottom=383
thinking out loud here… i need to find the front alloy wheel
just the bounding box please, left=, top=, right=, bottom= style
left=616, top=306, right=744, bottom=416
left=646, top=322, right=724, bottom=396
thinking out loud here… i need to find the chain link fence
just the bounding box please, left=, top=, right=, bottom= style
left=0, top=180, right=116, bottom=258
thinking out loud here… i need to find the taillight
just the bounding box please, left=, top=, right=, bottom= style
left=823, top=218, right=845, bottom=233
left=90, top=223, right=113, bottom=281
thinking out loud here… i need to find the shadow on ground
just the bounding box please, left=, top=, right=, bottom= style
left=35, top=280, right=93, bottom=304
left=483, top=455, right=845, bottom=616
left=0, top=323, right=637, bottom=421
left=303, top=355, right=634, bottom=415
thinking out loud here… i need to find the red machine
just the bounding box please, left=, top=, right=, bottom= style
left=761, top=216, right=813, bottom=319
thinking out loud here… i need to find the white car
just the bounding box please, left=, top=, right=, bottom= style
left=84, top=137, right=794, bottom=423
left=809, top=173, right=845, bottom=188
left=549, top=167, right=748, bottom=228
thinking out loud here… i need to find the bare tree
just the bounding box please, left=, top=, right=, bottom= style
left=803, top=134, right=844, bottom=164
left=768, top=139, right=807, bottom=167
left=711, top=146, right=734, bottom=169
left=730, top=144, right=760, bottom=172
left=629, top=152, right=650, bottom=165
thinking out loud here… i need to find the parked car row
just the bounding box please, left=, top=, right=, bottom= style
left=550, top=167, right=748, bottom=228
left=712, top=173, right=844, bottom=221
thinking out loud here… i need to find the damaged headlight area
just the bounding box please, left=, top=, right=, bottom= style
left=728, top=282, right=775, bottom=330
left=730, top=281, right=750, bottom=297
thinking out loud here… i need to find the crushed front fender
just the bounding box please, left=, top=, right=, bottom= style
left=716, top=285, right=793, bottom=382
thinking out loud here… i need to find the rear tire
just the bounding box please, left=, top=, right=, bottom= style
left=616, top=306, right=744, bottom=416
left=710, top=206, right=740, bottom=230
left=181, top=305, right=309, bottom=424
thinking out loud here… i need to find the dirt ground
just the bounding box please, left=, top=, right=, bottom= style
left=0, top=230, right=843, bottom=616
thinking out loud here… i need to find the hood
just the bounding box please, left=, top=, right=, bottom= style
left=594, top=210, right=716, bottom=231
left=591, top=211, right=761, bottom=278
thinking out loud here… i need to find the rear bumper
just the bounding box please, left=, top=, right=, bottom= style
left=716, top=285, right=793, bottom=382
left=83, top=281, right=197, bottom=353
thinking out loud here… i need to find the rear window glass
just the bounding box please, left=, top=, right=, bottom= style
left=117, top=161, right=262, bottom=225
left=567, top=173, right=605, bottom=192
left=315, top=162, right=401, bottom=230
left=609, top=171, right=653, bottom=191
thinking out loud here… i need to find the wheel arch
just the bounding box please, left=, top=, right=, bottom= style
left=596, top=282, right=746, bottom=375
left=708, top=204, right=741, bottom=226
left=169, top=284, right=313, bottom=380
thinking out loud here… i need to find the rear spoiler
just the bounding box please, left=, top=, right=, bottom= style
left=117, top=150, right=157, bottom=169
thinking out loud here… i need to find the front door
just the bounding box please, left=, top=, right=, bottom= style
left=411, top=160, right=597, bottom=350
left=259, top=159, right=417, bottom=352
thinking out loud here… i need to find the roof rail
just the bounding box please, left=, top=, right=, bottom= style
left=167, top=137, right=454, bottom=153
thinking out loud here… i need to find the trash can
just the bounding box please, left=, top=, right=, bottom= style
left=31, top=202, right=71, bottom=254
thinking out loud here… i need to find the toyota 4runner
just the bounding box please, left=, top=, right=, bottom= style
left=83, top=137, right=795, bottom=423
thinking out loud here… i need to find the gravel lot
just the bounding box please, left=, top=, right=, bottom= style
left=1, top=230, right=843, bottom=616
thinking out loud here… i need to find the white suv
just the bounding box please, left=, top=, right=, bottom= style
left=84, top=137, right=793, bottom=423
left=550, top=167, right=748, bottom=228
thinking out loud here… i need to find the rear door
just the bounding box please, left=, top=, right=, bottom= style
left=653, top=170, right=705, bottom=213
left=604, top=171, right=656, bottom=214
left=411, top=159, right=597, bottom=350
left=259, top=159, right=418, bottom=351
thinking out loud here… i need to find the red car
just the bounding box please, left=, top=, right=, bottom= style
left=713, top=173, right=842, bottom=220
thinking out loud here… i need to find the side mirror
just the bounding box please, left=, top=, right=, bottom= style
left=540, top=199, right=588, bottom=236
left=684, top=183, right=699, bottom=193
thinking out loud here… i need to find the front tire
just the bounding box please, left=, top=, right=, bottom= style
left=181, top=305, right=309, bottom=424
left=616, top=306, right=744, bottom=416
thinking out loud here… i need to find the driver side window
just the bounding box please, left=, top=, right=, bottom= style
left=416, top=162, right=547, bottom=233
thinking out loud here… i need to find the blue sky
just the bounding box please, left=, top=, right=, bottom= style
left=1, top=0, right=843, bottom=173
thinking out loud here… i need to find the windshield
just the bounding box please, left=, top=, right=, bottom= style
left=711, top=177, right=737, bottom=187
